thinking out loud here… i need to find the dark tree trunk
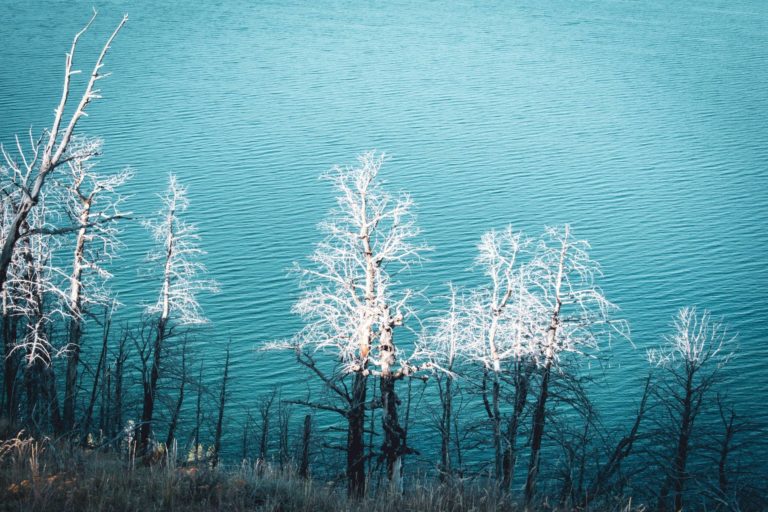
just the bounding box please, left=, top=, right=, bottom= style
left=112, top=333, right=127, bottom=444
left=140, top=316, right=167, bottom=453
left=81, top=309, right=111, bottom=441
left=63, top=317, right=82, bottom=431
left=439, top=375, right=453, bottom=480
left=525, top=359, right=552, bottom=506
left=502, top=359, right=530, bottom=489
left=2, top=312, right=20, bottom=421
left=299, top=414, right=312, bottom=478
left=671, top=369, right=695, bottom=512
left=347, top=370, right=368, bottom=498
left=380, top=372, right=406, bottom=488
left=165, top=348, right=186, bottom=451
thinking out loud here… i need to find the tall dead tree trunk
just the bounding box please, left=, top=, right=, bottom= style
left=649, top=308, right=733, bottom=512
left=140, top=316, right=166, bottom=452
left=140, top=175, right=215, bottom=455
left=63, top=199, right=90, bottom=432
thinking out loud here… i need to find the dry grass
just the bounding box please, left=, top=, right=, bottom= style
left=0, top=432, right=642, bottom=512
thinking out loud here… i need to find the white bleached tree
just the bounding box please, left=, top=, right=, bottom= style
left=648, top=307, right=734, bottom=512
left=61, top=137, right=132, bottom=431
left=281, top=151, right=428, bottom=496
left=3, top=192, right=71, bottom=430
left=0, top=11, right=127, bottom=423
left=0, top=11, right=127, bottom=296
left=139, top=174, right=217, bottom=451
left=523, top=225, right=627, bottom=506
left=461, top=226, right=539, bottom=487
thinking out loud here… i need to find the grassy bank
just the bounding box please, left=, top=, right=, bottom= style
left=0, top=432, right=640, bottom=512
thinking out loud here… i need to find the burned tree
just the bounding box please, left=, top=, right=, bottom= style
left=461, top=226, right=537, bottom=488
left=139, top=174, right=217, bottom=453
left=523, top=225, right=626, bottom=506
left=61, top=137, right=131, bottom=432
left=272, top=151, right=427, bottom=496
left=0, top=11, right=127, bottom=295
left=648, top=307, right=734, bottom=512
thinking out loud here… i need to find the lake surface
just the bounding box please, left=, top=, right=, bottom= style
left=1, top=0, right=767, bottom=470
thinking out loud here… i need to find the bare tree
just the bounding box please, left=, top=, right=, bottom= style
left=648, top=307, right=734, bottom=512
left=415, top=285, right=462, bottom=480
left=0, top=11, right=127, bottom=295
left=272, top=151, right=428, bottom=496
left=466, top=226, right=537, bottom=488
left=61, top=137, right=132, bottom=432
left=0, top=185, right=84, bottom=434
left=139, top=174, right=217, bottom=452
left=456, top=226, right=538, bottom=487
left=523, top=225, right=626, bottom=506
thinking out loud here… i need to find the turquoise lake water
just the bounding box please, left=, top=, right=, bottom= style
left=1, top=0, right=767, bottom=471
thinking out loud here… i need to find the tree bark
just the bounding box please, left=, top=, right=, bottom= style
left=140, top=316, right=166, bottom=453
left=165, top=343, right=187, bottom=451
left=525, top=359, right=552, bottom=507
left=502, top=359, right=530, bottom=489
left=347, top=370, right=368, bottom=498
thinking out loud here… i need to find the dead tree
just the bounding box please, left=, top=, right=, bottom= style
left=269, top=151, right=428, bottom=496
left=61, top=139, right=131, bottom=432
left=5, top=198, right=71, bottom=433
left=0, top=11, right=127, bottom=295
left=523, top=225, right=626, bottom=507
left=460, top=226, right=538, bottom=488
left=578, top=375, right=652, bottom=509
left=648, top=307, right=734, bottom=512
left=139, top=174, right=217, bottom=453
